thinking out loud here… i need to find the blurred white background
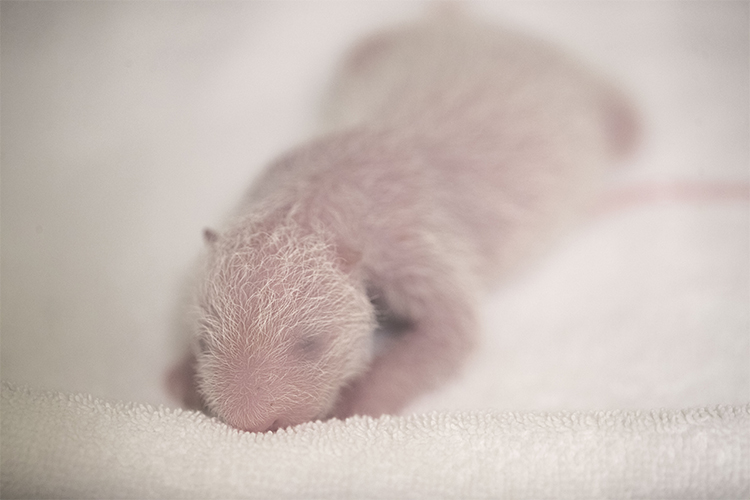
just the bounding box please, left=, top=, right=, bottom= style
left=2, top=1, right=747, bottom=411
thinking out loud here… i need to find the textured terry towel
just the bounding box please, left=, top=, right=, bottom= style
left=1, top=383, right=748, bottom=499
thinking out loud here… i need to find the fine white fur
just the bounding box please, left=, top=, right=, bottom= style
left=196, top=216, right=375, bottom=430
left=176, top=11, right=639, bottom=432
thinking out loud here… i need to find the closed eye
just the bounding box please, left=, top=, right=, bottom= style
left=295, top=336, right=323, bottom=359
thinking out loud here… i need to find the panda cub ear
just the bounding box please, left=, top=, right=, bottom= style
left=203, top=228, right=219, bottom=245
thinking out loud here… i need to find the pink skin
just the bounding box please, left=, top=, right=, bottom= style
left=596, top=180, right=750, bottom=215
left=167, top=13, right=641, bottom=432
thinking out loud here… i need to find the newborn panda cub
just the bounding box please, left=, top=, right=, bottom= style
left=170, top=11, right=638, bottom=432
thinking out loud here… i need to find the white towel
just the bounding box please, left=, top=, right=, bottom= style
left=2, top=383, right=747, bottom=499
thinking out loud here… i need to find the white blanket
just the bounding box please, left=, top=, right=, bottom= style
left=3, top=383, right=747, bottom=499
left=2, top=2, right=748, bottom=498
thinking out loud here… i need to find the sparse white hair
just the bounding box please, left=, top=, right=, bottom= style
left=194, top=213, right=375, bottom=429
